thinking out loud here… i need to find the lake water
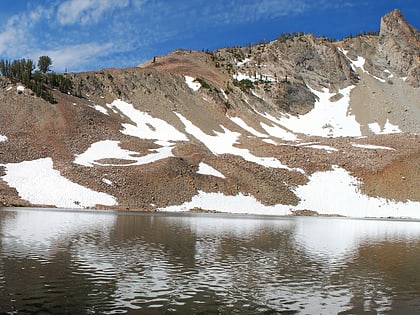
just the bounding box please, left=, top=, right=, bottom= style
left=1, top=208, right=420, bottom=314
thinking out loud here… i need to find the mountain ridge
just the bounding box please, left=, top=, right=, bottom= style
left=0, top=9, right=419, bottom=218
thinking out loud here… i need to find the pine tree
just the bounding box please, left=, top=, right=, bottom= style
left=38, top=56, right=52, bottom=73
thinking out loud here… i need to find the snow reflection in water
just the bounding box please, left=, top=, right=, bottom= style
left=1, top=208, right=420, bottom=314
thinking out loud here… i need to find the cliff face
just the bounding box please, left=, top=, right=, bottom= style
left=342, top=9, right=420, bottom=88
left=379, top=9, right=420, bottom=87
left=0, top=10, right=419, bottom=217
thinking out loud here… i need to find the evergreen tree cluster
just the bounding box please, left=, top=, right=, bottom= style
left=0, top=57, right=72, bottom=104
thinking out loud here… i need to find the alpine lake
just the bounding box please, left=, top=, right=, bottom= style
left=1, top=207, right=420, bottom=314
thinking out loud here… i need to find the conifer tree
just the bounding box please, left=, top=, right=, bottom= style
left=38, top=56, right=52, bottom=73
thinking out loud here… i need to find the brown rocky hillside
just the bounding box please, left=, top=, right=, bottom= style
left=0, top=10, right=419, bottom=217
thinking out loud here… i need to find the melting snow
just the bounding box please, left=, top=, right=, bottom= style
left=303, top=144, right=338, bottom=152
left=176, top=113, right=300, bottom=171
left=368, top=120, right=401, bottom=134
left=230, top=117, right=267, bottom=138
left=351, top=56, right=366, bottom=71
left=160, top=166, right=420, bottom=219
left=236, top=58, right=250, bottom=66
left=107, top=99, right=187, bottom=142
left=270, top=86, right=362, bottom=137
left=102, top=178, right=113, bottom=185
left=351, top=143, right=395, bottom=151
left=160, top=191, right=291, bottom=215
left=184, top=75, right=201, bottom=91
left=74, top=140, right=174, bottom=167
left=92, top=104, right=109, bottom=115
left=197, top=162, right=225, bottom=178
left=233, top=72, right=277, bottom=83
left=233, top=72, right=256, bottom=82
left=1, top=158, right=116, bottom=208
left=260, top=120, right=299, bottom=141
left=295, top=166, right=420, bottom=218
left=220, top=89, right=228, bottom=100
left=384, top=69, right=394, bottom=79
left=338, top=48, right=386, bottom=82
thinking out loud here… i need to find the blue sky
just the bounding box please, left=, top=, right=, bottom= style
left=0, top=0, right=419, bottom=73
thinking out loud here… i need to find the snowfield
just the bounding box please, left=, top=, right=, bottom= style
left=351, top=143, right=395, bottom=151
left=107, top=99, right=188, bottom=142
left=185, top=75, right=201, bottom=91
left=160, top=166, right=420, bottom=219
left=74, top=140, right=175, bottom=167
left=176, top=113, right=301, bottom=171
left=197, top=162, right=226, bottom=178
left=368, top=120, right=401, bottom=134
left=275, top=86, right=362, bottom=137
left=1, top=158, right=116, bottom=208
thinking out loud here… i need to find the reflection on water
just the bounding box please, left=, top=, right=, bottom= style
left=1, top=208, right=420, bottom=314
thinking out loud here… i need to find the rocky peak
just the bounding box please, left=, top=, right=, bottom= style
left=380, top=9, right=420, bottom=43
left=376, top=9, right=420, bottom=87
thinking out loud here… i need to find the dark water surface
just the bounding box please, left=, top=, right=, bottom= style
left=1, top=208, right=420, bottom=314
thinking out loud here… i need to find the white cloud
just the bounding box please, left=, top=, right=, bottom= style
left=0, top=14, right=30, bottom=55
left=31, top=42, right=114, bottom=72
left=204, top=0, right=309, bottom=25
left=0, top=4, right=54, bottom=56
left=57, top=0, right=130, bottom=25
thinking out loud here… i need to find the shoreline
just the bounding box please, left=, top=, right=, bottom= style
left=2, top=205, right=420, bottom=222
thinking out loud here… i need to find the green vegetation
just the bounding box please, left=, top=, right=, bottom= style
left=341, top=30, right=379, bottom=41
left=0, top=56, right=72, bottom=103
left=194, top=77, right=211, bottom=89
left=233, top=78, right=254, bottom=92
left=277, top=32, right=305, bottom=43
left=37, top=55, right=52, bottom=73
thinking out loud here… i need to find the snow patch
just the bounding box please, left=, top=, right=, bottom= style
left=161, top=166, right=420, bottom=219
left=303, top=144, right=338, bottom=152
left=184, top=75, right=201, bottom=91
left=92, top=104, right=109, bottom=115
left=351, top=56, right=366, bottom=72
left=260, top=121, right=299, bottom=141
left=384, top=69, right=394, bottom=79
left=176, top=113, right=300, bottom=171
left=197, top=162, right=225, bottom=178
left=351, top=143, right=395, bottom=151
left=16, top=85, right=25, bottom=93
left=368, top=120, right=401, bottom=134
left=160, top=191, right=292, bottom=216
left=295, top=166, right=420, bottom=218
left=107, top=99, right=187, bottom=142
left=233, top=72, right=256, bottom=82
left=220, top=89, right=228, bottom=100
left=102, top=178, right=113, bottom=185
left=338, top=49, right=386, bottom=82
left=233, top=72, right=277, bottom=83
left=0, top=135, right=7, bottom=142
left=74, top=140, right=174, bottom=167
left=1, top=158, right=116, bottom=208
left=350, top=56, right=385, bottom=82
left=236, top=58, right=250, bottom=66
left=229, top=116, right=267, bottom=138
left=269, top=86, right=361, bottom=137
